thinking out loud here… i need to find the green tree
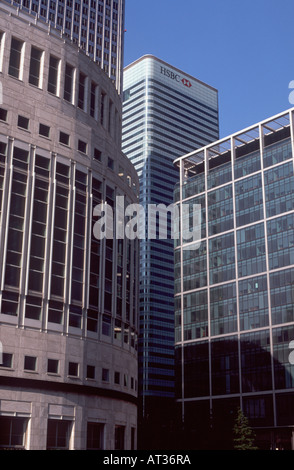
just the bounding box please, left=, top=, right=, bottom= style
left=233, top=407, right=258, bottom=450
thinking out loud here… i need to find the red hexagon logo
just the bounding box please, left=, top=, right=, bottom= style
left=182, top=78, right=192, bottom=88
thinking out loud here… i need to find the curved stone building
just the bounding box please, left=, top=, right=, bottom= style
left=0, top=3, right=138, bottom=450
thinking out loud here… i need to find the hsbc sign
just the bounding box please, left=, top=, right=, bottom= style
left=160, top=66, right=192, bottom=89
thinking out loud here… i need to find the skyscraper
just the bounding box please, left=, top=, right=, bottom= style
left=2, top=0, right=125, bottom=93
left=174, top=108, right=294, bottom=450
left=0, top=1, right=138, bottom=450
left=122, top=55, right=219, bottom=447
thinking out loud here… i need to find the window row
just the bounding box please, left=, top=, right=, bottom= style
left=180, top=326, right=294, bottom=397
left=0, top=107, right=136, bottom=190
left=0, top=144, right=138, bottom=330
left=175, top=270, right=294, bottom=340
left=0, top=353, right=137, bottom=390
left=1, top=33, right=120, bottom=136
left=180, top=135, right=293, bottom=198
left=0, top=416, right=134, bottom=450
left=180, top=167, right=294, bottom=238
left=175, top=208, right=294, bottom=289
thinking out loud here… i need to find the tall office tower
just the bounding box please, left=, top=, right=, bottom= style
left=122, top=55, right=219, bottom=448
left=174, top=108, right=294, bottom=450
left=0, top=3, right=138, bottom=449
left=2, top=0, right=125, bottom=94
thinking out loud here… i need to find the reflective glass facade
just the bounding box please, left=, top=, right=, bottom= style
left=122, top=55, right=219, bottom=446
left=174, top=109, right=294, bottom=449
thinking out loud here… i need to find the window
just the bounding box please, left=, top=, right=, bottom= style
left=237, top=223, right=266, bottom=278
left=114, top=426, right=125, bottom=450
left=1, top=353, right=13, bottom=368
left=48, top=300, right=63, bottom=324
left=108, top=99, right=113, bottom=132
left=64, top=63, right=74, bottom=102
left=78, top=72, right=87, bottom=110
left=29, top=46, right=43, bottom=87
left=100, top=91, right=105, bottom=125
left=59, top=131, right=70, bottom=146
left=48, top=55, right=59, bottom=95
left=39, top=123, right=50, bottom=138
left=1, top=291, right=19, bottom=316
left=47, top=358, right=59, bottom=374
left=17, top=115, right=29, bottom=130
left=5, top=148, right=29, bottom=289
left=208, top=184, right=233, bottom=235
left=24, top=355, right=37, bottom=371
left=0, top=108, right=7, bottom=122
left=114, top=371, right=120, bottom=384
left=0, top=31, right=4, bottom=72
left=8, top=37, right=24, bottom=79
left=210, top=282, right=237, bottom=336
left=51, top=162, right=70, bottom=298
left=70, top=169, right=87, bottom=306
left=78, top=139, right=87, bottom=154
left=240, top=331, right=272, bottom=393
left=235, top=174, right=263, bottom=227
left=0, top=417, right=28, bottom=449
left=46, top=419, right=72, bottom=450
left=25, top=296, right=42, bottom=320
left=90, top=82, right=97, bottom=118
left=211, top=337, right=239, bottom=395
left=28, top=155, right=50, bottom=294
left=94, top=148, right=102, bottom=162
left=102, top=368, right=109, bottom=382
left=238, top=275, right=268, bottom=330
left=102, top=314, right=111, bottom=336
left=107, top=157, right=114, bottom=170
left=68, top=362, right=79, bottom=377
left=87, top=422, right=104, bottom=450
left=87, top=365, right=95, bottom=379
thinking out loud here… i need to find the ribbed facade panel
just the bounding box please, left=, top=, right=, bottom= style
left=122, top=55, right=219, bottom=423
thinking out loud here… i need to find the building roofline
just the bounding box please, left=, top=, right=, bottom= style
left=123, top=54, right=218, bottom=93
left=174, top=106, right=294, bottom=166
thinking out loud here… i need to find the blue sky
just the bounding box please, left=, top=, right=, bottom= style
left=123, top=0, right=294, bottom=139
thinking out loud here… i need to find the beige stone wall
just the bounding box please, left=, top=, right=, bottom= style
left=0, top=4, right=138, bottom=450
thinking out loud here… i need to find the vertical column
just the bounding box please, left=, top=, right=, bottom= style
left=95, top=83, right=100, bottom=122
left=259, top=122, right=276, bottom=429
left=231, top=135, right=242, bottom=409
left=0, top=136, right=13, bottom=290
left=179, top=157, right=185, bottom=423
left=22, top=144, right=35, bottom=298
left=43, top=152, right=56, bottom=331
left=204, top=147, right=212, bottom=412
left=84, top=168, right=92, bottom=334
left=290, top=109, right=294, bottom=174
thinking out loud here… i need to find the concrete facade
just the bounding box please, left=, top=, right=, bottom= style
left=0, top=3, right=138, bottom=450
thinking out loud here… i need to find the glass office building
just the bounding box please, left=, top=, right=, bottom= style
left=122, top=55, right=219, bottom=447
left=2, top=0, right=125, bottom=93
left=174, top=108, right=294, bottom=449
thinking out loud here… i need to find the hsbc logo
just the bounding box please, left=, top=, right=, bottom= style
left=182, top=78, right=192, bottom=88
left=160, top=66, right=192, bottom=89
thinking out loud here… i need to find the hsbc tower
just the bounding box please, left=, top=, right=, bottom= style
left=122, top=55, right=219, bottom=448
